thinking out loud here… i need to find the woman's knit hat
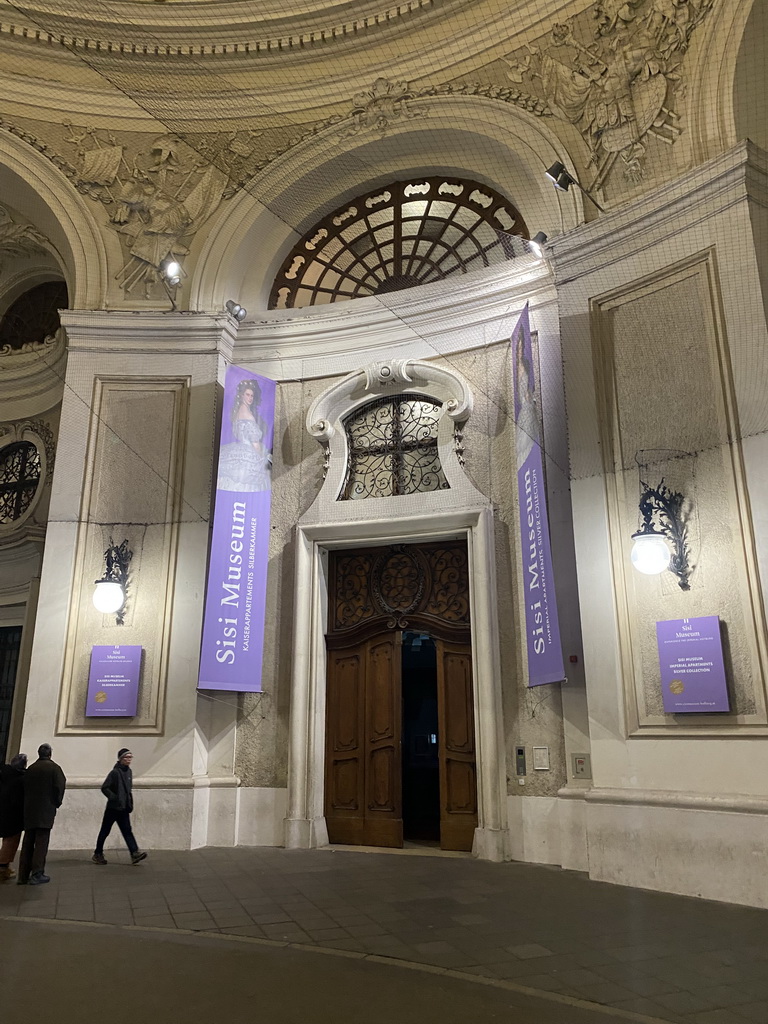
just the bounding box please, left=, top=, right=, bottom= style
left=117, top=748, right=131, bottom=759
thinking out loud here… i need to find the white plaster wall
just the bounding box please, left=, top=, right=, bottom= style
left=18, top=314, right=233, bottom=821
left=553, top=143, right=768, bottom=906
left=586, top=796, right=768, bottom=910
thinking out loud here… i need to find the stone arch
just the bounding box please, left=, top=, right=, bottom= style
left=687, top=0, right=761, bottom=163
left=0, top=129, right=116, bottom=309
left=189, top=94, right=583, bottom=313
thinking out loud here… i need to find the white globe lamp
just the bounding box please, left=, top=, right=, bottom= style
left=630, top=529, right=671, bottom=576
left=93, top=579, right=125, bottom=614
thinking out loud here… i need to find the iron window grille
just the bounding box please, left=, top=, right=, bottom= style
left=341, top=394, right=449, bottom=500
left=0, top=441, right=41, bottom=522
left=270, top=176, right=529, bottom=309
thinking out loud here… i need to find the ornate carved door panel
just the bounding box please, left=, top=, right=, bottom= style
left=436, top=640, right=477, bottom=852
left=326, top=541, right=475, bottom=852
left=325, top=635, right=403, bottom=847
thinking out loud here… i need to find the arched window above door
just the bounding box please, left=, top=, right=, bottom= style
left=305, top=358, right=480, bottom=512
left=342, top=393, right=448, bottom=500
left=270, top=177, right=529, bottom=309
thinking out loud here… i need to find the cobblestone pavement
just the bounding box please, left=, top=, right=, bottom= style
left=1, top=846, right=767, bottom=1024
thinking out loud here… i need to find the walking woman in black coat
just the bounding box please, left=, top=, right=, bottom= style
left=0, top=753, right=27, bottom=881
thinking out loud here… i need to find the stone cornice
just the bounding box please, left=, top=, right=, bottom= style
left=549, top=141, right=767, bottom=287
left=0, top=328, right=67, bottom=419
left=0, top=0, right=456, bottom=58
left=232, top=256, right=556, bottom=379
left=59, top=309, right=238, bottom=354
left=0, top=0, right=587, bottom=120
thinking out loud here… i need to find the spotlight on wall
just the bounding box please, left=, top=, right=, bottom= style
left=630, top=480, right=691, bottom=590
left=544, top=161, right=605, bottom=213
left=545, top=162, right=573, bottom=191
left=225, top=299, right=247, bottom=322
left=528, top=231, right=548, bottom=259
left=93, top=538, right=133, bottom=624
left=162, top=259, right=182, bottom=287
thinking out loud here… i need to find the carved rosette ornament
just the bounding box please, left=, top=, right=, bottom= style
left=502, top=0, right=714, bottom=186
left=340, top=78, right=429, bottom=139
left=371, top=546, right=427, bottom=626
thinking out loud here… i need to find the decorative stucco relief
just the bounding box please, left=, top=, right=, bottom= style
left=0, top=205, right=52, bottom=271
left=340, top=78, right=429, bottom=138
left=61, top=125, right=230, bottom=297
left=502, top=0, right=714, bottom=186
left=0, top=326, right=63, bottom=358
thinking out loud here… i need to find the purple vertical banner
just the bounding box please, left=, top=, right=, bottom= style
left=513, top=304, right=565, bottom=687
left=85, top=645, right=141, bottom=717
left=198, top=365, right=276, bottom=692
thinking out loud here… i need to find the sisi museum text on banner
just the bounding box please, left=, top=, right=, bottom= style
left=198, top=365, right=276, bottom=693
left=512, top=305, right=565, bottom=688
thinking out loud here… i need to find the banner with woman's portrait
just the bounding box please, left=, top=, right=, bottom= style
left=198, top=365, right=276, bottom=692
left=513, top=305, right=565, bottom=687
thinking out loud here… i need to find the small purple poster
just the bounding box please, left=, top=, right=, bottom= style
left=85, top=645, right=141, bottom=717
left=513, top=305, right=565, bottom=687
left=656, top=616, right=730, bottom=713
left=198, top=365, right=276, bottom=692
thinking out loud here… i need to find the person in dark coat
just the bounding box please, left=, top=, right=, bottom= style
left=18, top=743, right=66, bottom=886
left=0, top=753, right=28, bottom=881
left=92, top=748, right=147, bottom=865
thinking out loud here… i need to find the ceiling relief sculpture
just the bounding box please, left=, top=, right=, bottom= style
left=0, top=206, right=52, bottom=271
left=502, top=0, right=714, bottom=186
left=61, top=125, right=229, bottom=297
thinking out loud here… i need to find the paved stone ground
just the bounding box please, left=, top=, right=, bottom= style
left=1, top=846, right=767, bottom=1024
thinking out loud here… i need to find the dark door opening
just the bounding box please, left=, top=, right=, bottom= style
left=401, top=631, right=440, bottom=843
left=0, top=626, right=22, bottom=764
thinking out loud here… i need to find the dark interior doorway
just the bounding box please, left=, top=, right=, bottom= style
left=0, top=625, right=22, bottom=764
left=401, top=631, right=440, bottom=843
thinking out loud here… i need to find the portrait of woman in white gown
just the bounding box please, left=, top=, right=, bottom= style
left=216, top=378, right=272, bottom=492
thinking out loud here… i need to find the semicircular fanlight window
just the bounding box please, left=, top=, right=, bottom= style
left=269, top=177, right=529, bottom=310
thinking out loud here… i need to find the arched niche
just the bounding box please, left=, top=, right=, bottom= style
left=189, top=94, right=583, bottom=313
left=0, top=130, right=116, bottom=309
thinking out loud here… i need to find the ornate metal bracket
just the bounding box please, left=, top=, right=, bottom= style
left=636, top=479, right=691, bottom=591
left=95, top=537, right=133, bottom=625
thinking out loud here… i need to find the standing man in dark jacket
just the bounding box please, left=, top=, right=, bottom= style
left=0, top=753, right=28, bottom=880
left=92, top=748, right=147, bottom=865
left=18, top=743, right=66, bottom=886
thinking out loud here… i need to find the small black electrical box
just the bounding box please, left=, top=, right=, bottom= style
left=515, top=746, right=526, bottom=775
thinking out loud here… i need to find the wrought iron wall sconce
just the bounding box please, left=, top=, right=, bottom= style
left=93, top=537, right=133, bottom=624
left=630, top=479, right=691, bottom=591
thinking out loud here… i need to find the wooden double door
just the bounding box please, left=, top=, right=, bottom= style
left=324, top=542, right=478, bottom=852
